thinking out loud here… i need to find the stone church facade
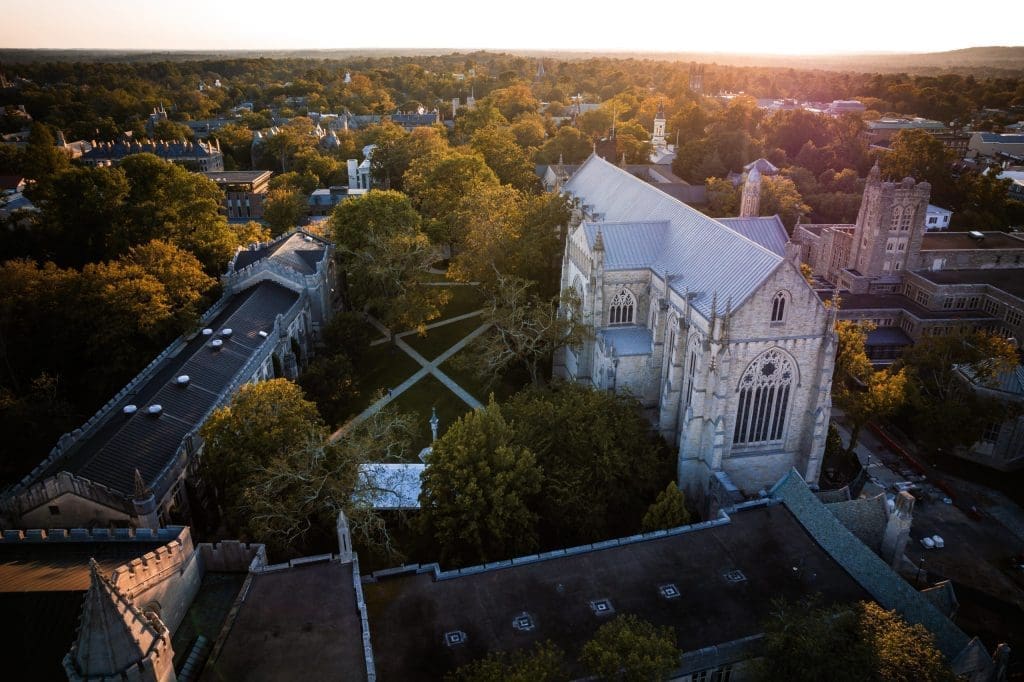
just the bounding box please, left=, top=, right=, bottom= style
left=555, top=155, right=837, bottom=503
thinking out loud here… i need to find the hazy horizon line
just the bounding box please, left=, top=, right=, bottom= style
left=2, top=44, right=1022, bottom=59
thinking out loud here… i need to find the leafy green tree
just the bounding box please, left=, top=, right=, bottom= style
left=756, top=598, right=954, bottom=682
left=152, top=119, right=194, bottom=141
left=117, top=153, right=239, bottom=270
left=125, top=239, right=216, bottom=331
left=486, top=83, right=541, bottom=122
left=329, top=189, right=446, bottom=332
left=501, top=383, right=670, bottom=546
left=880, top=129, right=954, bottom=202
left=614, top=120, right=653, bottom=164
left=704, top=177, right=740, bottom=217
left=201, top=380, right=415, bottom=556
left=760, top=175, right=811, bottom=230
left=369, top=123, right=448, bottom=191
left=466, top=273, right=589, bottom=387
left=535, top=126, right=591, bottom=164
left=263, top=188, right=309, bottom=235
left=761, top=109, right=833, bottom=159
left=641, top=481, right=691, bottom=532
left=36, top=164, right=129, bottom=265
left=419, top=398, right=543, bottom=566
left=470, top=125, right=538, bottom=192
left=580, top=614, right=679, bottom=682
left=270, top=170, right=319, bottom=195
left=833, top=321, right=907, bottom=452
left=446, top=642, right=568, bottom=682
left=448, top=183, right=526, bottom=287
left=23, top=122, right=69, bottom=182
left=510, top=113, right=548, bottom=150
left=452, top=102, right=508, bottom=145
left=290, top=147, right=344, bottom=187
left=898, top=330, right=1019, bottom=455
left=405, top=150, right=500, bottom=250
left=298, top=353, right=360, bottom=427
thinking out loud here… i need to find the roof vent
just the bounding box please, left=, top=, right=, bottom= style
left=175, top=375, right=190, bottom=386
left=969, top=231, right=985, bottom=239
left=659, top=583, right=681, bottom=599
left=211, top=339, right=224, bottom=349
left=512, top=612, right=535, bottom=632
left=724, top=569, right=747, bottom=583
left=589, top=598, right=615, bottom=616
left=123, top=404, right=137, bottom=416
left=444, top=630, right=467, bottom=647
left=221, top=328, right=233, bottom=337
left=147, top=404, right=163, bottom=417
left=202, top=328, right=213, bottom=336
left=258, top=330, right=269, bottom=338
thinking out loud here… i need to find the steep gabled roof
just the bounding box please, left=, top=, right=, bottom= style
left=770, top=470, right=970, bottom=660
left=718, top=216, right=789, bottom=257
left=566, top=155, right=783, bottom=317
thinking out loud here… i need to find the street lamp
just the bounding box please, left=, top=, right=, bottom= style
left=429, top=407, right=439, bottom=443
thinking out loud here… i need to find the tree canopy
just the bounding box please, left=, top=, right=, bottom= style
left=579, top=614, right=680, bottom=682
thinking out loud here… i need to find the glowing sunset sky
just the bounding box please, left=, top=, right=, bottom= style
left=1, top=0, right=1020, bottom=55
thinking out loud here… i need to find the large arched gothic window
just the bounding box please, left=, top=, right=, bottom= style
left=900, top=206, right=913, bottom=231
left=608, top=288, right=635, bottom=325
left=733, top=348, right=795, bottom=445
left=771, top=291, right=788, bottom=323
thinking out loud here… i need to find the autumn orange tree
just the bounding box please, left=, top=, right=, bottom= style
left=833, top=320, right=907, bottom=453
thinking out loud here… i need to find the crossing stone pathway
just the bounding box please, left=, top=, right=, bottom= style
left=329, top=311, right=489, bottom=442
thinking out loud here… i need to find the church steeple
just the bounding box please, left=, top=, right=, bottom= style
left=651, top=100, right=667, bottom=148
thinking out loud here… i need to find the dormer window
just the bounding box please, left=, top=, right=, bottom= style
left=609, top=289, right=635, bottom=325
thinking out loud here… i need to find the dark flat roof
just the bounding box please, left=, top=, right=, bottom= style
left=363, top=503, right=870, bottom=681
left=921, top=232, right=1024, bottom=251
left=203, top=560, right=366, bottom=682
left=917, top=268, right=1024, bottom=300
left=866, top=327, right=913, bottom=346
left=38, top=281, right=299, bottom=499
left=823, top=292, right=994, bottom=321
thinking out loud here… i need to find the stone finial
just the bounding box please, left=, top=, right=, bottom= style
left=132, top=469, right=149, bottom=501
left=867, top=160, right=881, bottom=183
left=593, top=228, right=605, bottom=252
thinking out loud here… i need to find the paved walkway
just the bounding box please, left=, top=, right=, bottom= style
left=329, top=312, right=489, bottom=441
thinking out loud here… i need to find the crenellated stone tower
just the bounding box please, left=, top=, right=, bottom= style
left=849, top=162, right=931, bottom=278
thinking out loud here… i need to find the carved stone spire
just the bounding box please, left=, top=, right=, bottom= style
left=64, top=559, right=170, bottom=681
left=133, top=469, right=149, bottom=501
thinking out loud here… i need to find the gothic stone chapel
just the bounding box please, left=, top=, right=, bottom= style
left=555, top=155, right=837, bottom=504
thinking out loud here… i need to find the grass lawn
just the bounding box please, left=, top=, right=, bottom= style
left=438, top=283, right=484, bottom=318
left=342, top=340, right=422, bottom=418
left=402, top=315, right=484, bottom=360
left=387, top=374, right=477, bottom=455
left=440, top=351, right=531, bottom=405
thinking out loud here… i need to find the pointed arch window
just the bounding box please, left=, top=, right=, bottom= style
left=890, top=206, right=902, bottom=230
left=771, top=291, right=788, bottom=323
left=608, top=289, right=635, bottom=326
left=733, top=348, right=795, bottom=445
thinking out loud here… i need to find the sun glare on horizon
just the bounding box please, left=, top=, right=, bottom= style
left=1, top=1, right=1021, bottom=56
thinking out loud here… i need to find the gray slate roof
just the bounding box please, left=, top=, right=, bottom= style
left=770, top=470, right=970, bottom=660
left=567, top=155, right=783, bottom=318
left=232, top=231, right=328, bottom=274
left=598, top=326, right=653, bottom=356
left=41, top=282, right=300, bottom=498
left=718, top=216, right=789, bottom=257
left=825, top=494, right=889, bottom=552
